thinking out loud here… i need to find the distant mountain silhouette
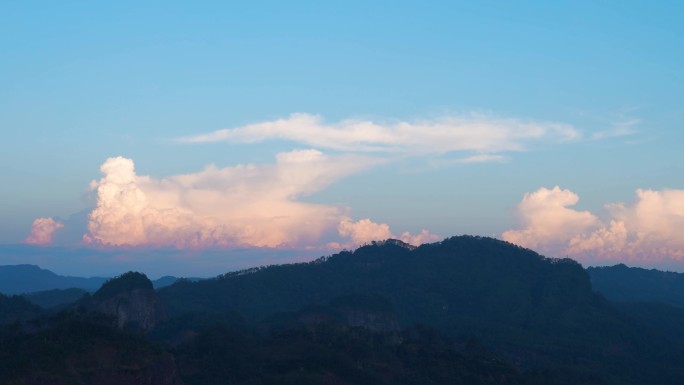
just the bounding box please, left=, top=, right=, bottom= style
left=0, top=264, right=107, bottom=294
left=0, top=264, right=194, bottom=296
left=21, top=287, right=88, bottom=309
left=588, top=264, right=684, bottom=308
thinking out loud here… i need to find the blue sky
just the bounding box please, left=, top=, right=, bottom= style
left=1, top=1, right=683, bottom=276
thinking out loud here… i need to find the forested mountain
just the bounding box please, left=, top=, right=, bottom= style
left=158, top=236, right=684, bottom=384
left=0, top=264, right=107, bottom=294
left=3, top=236, right=684, bottom=384
left=588, top=264, right=684, bottom=308
left=21, top=288, right=89, bottom=309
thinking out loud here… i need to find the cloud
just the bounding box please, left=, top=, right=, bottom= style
left=399, top=229, right=441, bottom=246
left=337, top=218, right=439, bottom=247
left=81, top=152, right=381, bottom=248
left=338, top=218, right=394, bottom=246
left=179, top=113, right=579, bottom=156
left=455, top=154, right=507, bottom=164
left=501, top=186, right=600, bottom=251
left=25, top=217, right=64, bottom=245
left=590, top=118, right=639, bottom=140
left=503, top=187, right=684, bottom=263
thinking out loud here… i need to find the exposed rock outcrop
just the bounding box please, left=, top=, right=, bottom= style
left=86, top=272, right=168, bottom=332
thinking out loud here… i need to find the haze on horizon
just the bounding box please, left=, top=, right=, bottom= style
left=2, top=1, right=683, bottom=276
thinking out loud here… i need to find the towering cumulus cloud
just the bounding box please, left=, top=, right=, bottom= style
left=503, top=187, right=684, bottom=263
left=25, top=217, right=64, bottom=245
left=83, top=152, right=374, bottom=248
left=78, top=153, right=434, bottom=249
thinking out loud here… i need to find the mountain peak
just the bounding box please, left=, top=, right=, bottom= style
left=87, top=271, right=167, bottom=331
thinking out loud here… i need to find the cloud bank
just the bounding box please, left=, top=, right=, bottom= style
left=179, top=113, right=579, bottom=158
left=25, top=217, right=64, bottom=245
left=503, top=186, right=684, bottom=264
left=71, top=154, right=433, bottom=249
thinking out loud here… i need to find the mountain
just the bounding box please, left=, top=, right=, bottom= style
left=5, top=236, right=684, bottom=384
left=0, top=311, right=183, bottom=385
left=588, top=264, right=684, bottom=308
left=159, top=236, right=684, bottom=384
left=0, top=264, right=107, bottom=294
left=0, top=264, right=195, bottom=296
left=83, top=271, right=169, bottom=332
left=21, top=287, right=88, bottom=309
left=0, top=273, right=181, bottom=384
left=0, top=293, right=45, bottom=325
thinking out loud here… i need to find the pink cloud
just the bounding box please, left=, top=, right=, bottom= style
left=82, top=153, right=379, bottom=248
left=338, top=218, right=394, bottom=246
left=25, top=217, right=64, bottom=245
left=338, top=218, right=439, bottom=247
left=503, top=187, right=684, bottom=264
left=501, top=186, right=599, bottom=252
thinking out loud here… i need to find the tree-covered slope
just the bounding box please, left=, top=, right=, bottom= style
left=159, top=236, right=684, bottom=384
left=588, top=264, right=684, bottom=308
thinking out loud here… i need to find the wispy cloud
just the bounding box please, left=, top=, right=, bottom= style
left=503, top=186, right=684, bottom=264
left=455, top=154, right=508, bottom=164
left=178, top=113, right=580, bottom=156
left=590, top=118, right=639, bottom=140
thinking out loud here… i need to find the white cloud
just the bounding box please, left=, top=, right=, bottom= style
left=502, top=186, right=600, bottom=252
left=338, top=218, right=394, bottom=246
left=455, top=154, right=507, bottom=164
left=25, top=217, right=64, bottom=245
left=81, top=152, right=381, bottom=248
left=338, top=218, right=439, bottom=247
left=590, top=118, right=639, bottom=140
left=399, top=229, right=441, bottom=246
left=503, top=187, right=684, bottom=263
left=179, top=113, right=579, bottom=156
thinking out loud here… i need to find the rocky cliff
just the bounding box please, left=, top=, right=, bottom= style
left=86, top=272, right=168, bottom=332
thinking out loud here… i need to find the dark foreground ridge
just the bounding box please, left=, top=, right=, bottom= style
left=2, top=235, right=684, bottom=384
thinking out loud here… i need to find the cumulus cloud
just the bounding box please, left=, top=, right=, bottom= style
left=338, top=218, right=394, bottom=246
left=82, top=152, right=382, bottom=248
left=503, top=186, right=684, bottom=263
left=337, top=218, right=439, bottom=247
left=179, top=113, right=579, bottom=156
left=25, top=217, right=64, bottom=245
left=501, top=186, right=600, bottom=251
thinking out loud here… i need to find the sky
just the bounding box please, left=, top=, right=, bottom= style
left=1, top=1, right=683, bottom=277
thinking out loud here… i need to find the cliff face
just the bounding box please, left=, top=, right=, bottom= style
left=90, top=287, right=169, bottom=331
left=87, top=272, right=168, bottom=332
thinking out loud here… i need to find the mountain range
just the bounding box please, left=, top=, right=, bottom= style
left=2, top=236, right=684, bottom=384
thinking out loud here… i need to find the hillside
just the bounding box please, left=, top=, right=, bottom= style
left=4, top=237, right=684, bottom=384
left=159, top=236, right=684, bottom=384
left=0, top=264, right=107, bottom=295
left=588, top=264, right=684, bottom=308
